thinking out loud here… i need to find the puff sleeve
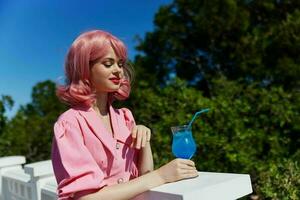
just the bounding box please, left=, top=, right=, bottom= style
left=51, top=119, right=107, bottom=200
left=121, top=108, right=136, bottom=132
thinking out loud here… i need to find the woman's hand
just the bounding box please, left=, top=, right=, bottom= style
left=156, top=158, right=198, bottom=183
left=131, top=125, right=151, bottom=149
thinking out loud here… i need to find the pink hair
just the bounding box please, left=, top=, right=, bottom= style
left=56, top=30, right=133, bottom=107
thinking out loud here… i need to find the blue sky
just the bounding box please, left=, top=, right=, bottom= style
left=0, top=0, right=172, bottom=118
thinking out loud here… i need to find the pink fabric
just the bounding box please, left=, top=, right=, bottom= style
left=51, top=105, right=139, bottom=200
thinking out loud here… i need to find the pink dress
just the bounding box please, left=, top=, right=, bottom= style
left=51, top=105, right=139, bottom=199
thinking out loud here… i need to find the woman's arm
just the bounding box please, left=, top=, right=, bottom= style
left=131, top=125, right=154, bottom=175
left=79, top=159, right=198, bottom=200
left=138, top=141, right=154, bottom=175
left=79, top=169, right=163, bottom=200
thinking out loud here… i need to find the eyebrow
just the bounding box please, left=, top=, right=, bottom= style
left=102, top=57, right=115, bottom=61
left=102, top=58, right=125, bottom=62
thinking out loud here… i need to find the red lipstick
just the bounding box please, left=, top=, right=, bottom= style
left=109, top=77, right=121, bottom=84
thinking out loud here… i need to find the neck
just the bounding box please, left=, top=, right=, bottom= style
left=92, top=92, right=109, bottom=116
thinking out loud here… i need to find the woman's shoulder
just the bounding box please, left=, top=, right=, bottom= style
left=115, top=107, right=135, bottom=124
left=116, top=107, right=133, bottom=117
left=113, top=107, right=135, bottom=130
left=56, top=108, right=82, bottom=124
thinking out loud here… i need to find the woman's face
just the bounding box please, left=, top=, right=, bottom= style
left=90, top=46, right=125, bottom=94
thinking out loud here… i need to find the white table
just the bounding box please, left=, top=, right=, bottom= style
left=133, top=172, right=252, bottom=200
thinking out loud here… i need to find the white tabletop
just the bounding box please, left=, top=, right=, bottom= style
left=133, top=171, right=252, bottom=200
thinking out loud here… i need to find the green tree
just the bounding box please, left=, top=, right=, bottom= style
left=124, top=77, right=300, bottom=199
left=135, top=0, right=300, bottom=93
left=258, top=158, right=300, bottom=200
left=0, top=80, right=66, bottom=162
left=0, top=95, right=14, bottom=135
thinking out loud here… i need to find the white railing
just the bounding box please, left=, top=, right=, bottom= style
left=0, top=156, right=57, bottom=200
left=0, top=156, right=252, bottom=200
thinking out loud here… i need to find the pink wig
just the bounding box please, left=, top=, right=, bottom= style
left=56, top=30, right=133, bottom=107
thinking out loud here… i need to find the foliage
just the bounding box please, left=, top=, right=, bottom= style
left=135, top=0, right=300, bottom=93
left=0, top=80, right=66, bottom=162
left=0, top=95, right=14, bottom=135
left=124, top=77, right=300, bottom=199
left=131, top=1, right=300, bottom=197
left=258, top=158, right=300, bottom=200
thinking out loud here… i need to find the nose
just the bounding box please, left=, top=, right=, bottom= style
left=112, top=63, right=122, bottom=75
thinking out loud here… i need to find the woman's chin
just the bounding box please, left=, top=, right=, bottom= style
left=107, top=86, right=121, bottom=93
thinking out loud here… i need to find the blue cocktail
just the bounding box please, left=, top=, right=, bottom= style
left=171, top=125, right=196, bottom=159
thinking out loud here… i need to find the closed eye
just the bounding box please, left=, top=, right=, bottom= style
left=101, top=58, right=125, bottom=68
left=103, top=61, right=113, bottom=67
left=117, top=61, right=125, bottom=68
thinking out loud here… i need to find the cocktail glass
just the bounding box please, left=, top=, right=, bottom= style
left=171, top=125, right=196, bottom=159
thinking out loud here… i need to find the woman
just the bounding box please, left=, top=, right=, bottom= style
left=51, top=30, right=198, bottom=200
